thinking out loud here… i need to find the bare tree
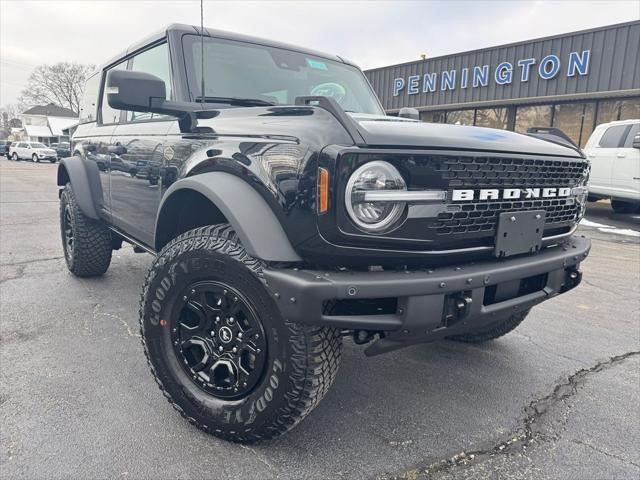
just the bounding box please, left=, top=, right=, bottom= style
left=19, top=62, right=94, bottom=116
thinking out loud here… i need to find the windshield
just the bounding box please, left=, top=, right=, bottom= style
left=182, top=35, right=384, bottom=115
left=31, top=142, right=47, bottom=148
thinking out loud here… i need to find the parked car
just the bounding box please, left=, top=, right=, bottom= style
left=52, top=142, right=71, bottom=160
left=9, top=141, right=58, bottom=163
left=58, top=24, right=590, bottom=443
left=0, top=140, right=11, bottom=157
left=584, top=119, right=640, bottom=213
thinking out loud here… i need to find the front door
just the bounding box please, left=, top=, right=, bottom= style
left=107, top=41, right=176, bottom=248
left=109, top=120, right=174, bottom=246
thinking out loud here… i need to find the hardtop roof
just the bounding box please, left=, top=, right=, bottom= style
left=93, top=23, right=349, bottom=75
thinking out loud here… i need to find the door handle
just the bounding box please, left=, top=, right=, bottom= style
left=616, top=152, right=626, bottom=158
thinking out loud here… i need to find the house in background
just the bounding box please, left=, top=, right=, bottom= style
left=15, top=103, right=78, bottom=145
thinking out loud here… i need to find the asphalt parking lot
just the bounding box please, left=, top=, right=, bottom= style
left=1, top=157, right=638, bottom=480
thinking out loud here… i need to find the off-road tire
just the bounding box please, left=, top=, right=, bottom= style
left=611, top=199, right=639, bottom=214
left=60, top=183, right=112, bottom=277
left=447, top=309, right=530, bottom=343
left=140, top=224, right=342, bottom=443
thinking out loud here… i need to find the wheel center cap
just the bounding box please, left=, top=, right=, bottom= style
left=219, top=326, right=233, bottom=344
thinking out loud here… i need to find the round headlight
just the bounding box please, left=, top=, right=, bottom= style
left=345, top=160, right=406, bottom=232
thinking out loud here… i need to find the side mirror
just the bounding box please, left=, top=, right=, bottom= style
left=398, top=107, right=420, bottom=120
left=107, top=70, right=167, bottom=113
left=106, top=69, right=217, bottom=132
left=632, top=133, right=640, bottom=150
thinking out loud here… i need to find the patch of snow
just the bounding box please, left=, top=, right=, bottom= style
left=597, top=228, right=640, bottom=237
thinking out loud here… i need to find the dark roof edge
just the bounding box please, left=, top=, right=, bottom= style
left=365, top=20, right=640, bottom=73
left=92, top=23, right=347, bottom=76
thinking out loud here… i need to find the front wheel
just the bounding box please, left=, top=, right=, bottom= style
left=611, top=199, right=639, bottom=214
left=140, top=224, right=342, bottom=443
left=12, top=152, right=18, bottom=161
left=447, top=310, right=530, bottom=343
left=32, top=154, right=39, bottom=163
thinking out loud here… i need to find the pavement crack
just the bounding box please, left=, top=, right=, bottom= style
left=0, top=255, right=64, bottom=268
left=0, top=265, right=26, bottom=285
left=93, top=303, right=141, bottom=338
left=240, top=445, right=276, bottom=470
left=516, top=331, right=587, bottom=365
left=390, top=350, right=640, bottom=479
left=582, top=278, right=637, bottom=300
left=570, top=439, right=640, bottom=469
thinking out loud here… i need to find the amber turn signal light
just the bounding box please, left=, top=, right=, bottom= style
left=318, top=167, right=329, bottom=214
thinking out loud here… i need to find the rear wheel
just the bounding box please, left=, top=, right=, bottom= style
left=447, top=310, right=530, bottom=343
left=60, top=183, right=112, bottom=277
left=140, top=224, right=342, bottom=443
left=611, top=199, right=639, bottom=214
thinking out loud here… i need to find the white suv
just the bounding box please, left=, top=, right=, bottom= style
left=584, top=119, right=640, bottom=213
left=9, top=141, right=58, bottom=163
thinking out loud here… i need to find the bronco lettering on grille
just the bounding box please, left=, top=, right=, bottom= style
left=451, top=187, right=572, bottom=201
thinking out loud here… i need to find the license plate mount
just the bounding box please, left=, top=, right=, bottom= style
left=495, top=210, right=545, bottom=258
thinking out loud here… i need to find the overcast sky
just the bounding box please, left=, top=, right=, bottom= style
left=1, top=0, right=638, bottom=106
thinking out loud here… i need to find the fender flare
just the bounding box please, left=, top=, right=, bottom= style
left=156, top=172, right=303, bottom=262
left=57, top=156, right=102, bottom=220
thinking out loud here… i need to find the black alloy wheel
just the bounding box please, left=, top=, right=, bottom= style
left=62, top=203, right=74, bottom=260
left=171, top=281, right=267, bottom=399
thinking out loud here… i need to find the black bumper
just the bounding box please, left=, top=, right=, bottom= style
left=262, top=235, right=591, bottom=355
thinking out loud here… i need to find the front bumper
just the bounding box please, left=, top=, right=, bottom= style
left=263, top=235, right=591, bottom=355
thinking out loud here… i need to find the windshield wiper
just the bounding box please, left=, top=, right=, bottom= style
left=196, top=96, right=276, bottom=107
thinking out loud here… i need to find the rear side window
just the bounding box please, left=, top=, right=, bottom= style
left=623, top=123, right=640, bottom=148
left=598, top=125, right=629, bottom=148
left=79, top=73, right=100, bottom=123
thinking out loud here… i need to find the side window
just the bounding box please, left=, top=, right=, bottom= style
left=79, top=73, right=100, bottom=123
left=101, top=60, right=128, bottom=125
left=598, top=125, right=630, bottom=148
left=127, top=43, right=172, bottom=122
left=623, top=123, right=640, bottom=148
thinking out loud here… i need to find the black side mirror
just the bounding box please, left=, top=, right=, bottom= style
left=106, top=69, right=219, bottom=133
left=632, top=133, right=640, bottom=150
left=107, top=70, right=167, bottom=113
left=398, top=107, right=420, bottom=120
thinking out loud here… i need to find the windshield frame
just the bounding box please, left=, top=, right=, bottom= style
left=180, top=34, right=385, bottom=115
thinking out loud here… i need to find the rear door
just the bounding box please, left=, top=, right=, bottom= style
left=587, top=124, right=630, bottom=196
left=611, top=122, right=640, bottom=200
left=108, top=41, right=176, bottom=248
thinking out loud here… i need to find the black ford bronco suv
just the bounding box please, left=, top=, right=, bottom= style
left=58, top=24, right=591, bottom=442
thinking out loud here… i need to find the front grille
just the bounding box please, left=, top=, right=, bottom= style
left=433, top=155, right=589, bottom=188
left=428, top=198, right=580, bottom=235
left=427, top=155, right=588, bottom=236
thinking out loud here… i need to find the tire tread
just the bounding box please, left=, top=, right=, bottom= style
left=139, top=224, right=342, bottom=442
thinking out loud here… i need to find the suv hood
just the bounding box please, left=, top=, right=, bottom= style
left=348, top=113, right=583, bottom=158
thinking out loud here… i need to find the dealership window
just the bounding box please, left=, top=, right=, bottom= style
left=553, top=102, right=595, bottom=147
left=596, top=98, right=640, bottom=124
left=514, top=105, right=552, bottom=133
left=446, top=110, right=474, bottom=125
left=420, top=111, right=446, bottom=123
left=620, top=98, right=640, bottom=120
left=475, top=108, right=508, bottom=129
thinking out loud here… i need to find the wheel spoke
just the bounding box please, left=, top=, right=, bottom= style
left=171, top=281, right=267, bottom=399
